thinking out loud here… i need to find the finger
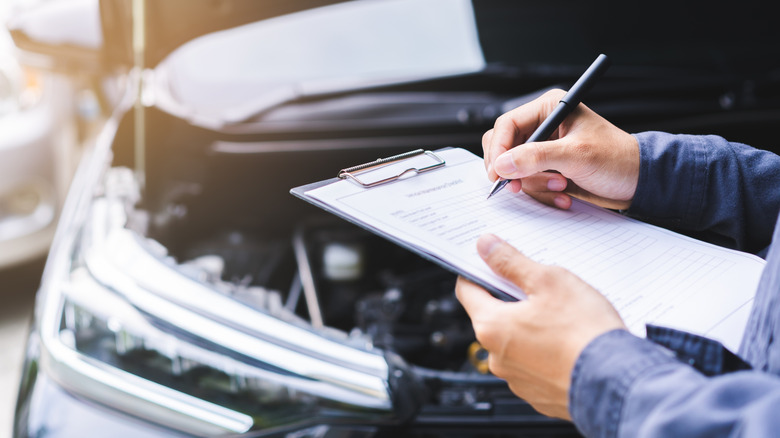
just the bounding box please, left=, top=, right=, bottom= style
left=494, top=137, right=574, bottom=180
left=482, top=129, right=498, bottom=181
left=524, top=190, right=573, bottom=210
left=492, top=89, right=567, bottom=151
left=518, top=173, right=568, bottom=193
left=486, top=90, right=565, bottom=179
left=518, top=173, right=571, bottom=209
left=476, top=234, right=544, bottom=293
left=488, top=113, right=519, bottom=158
left=560, top=181, right=630, bottom=210
left=482, top=129, right=491, bottom=168
left=455, top=276, right=503, bottom=318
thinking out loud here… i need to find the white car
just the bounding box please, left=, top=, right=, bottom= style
left=0, top=29, right=66, bottom=268
left=0, top=0, right=103, bottom=269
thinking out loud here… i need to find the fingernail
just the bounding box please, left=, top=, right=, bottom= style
left=486, top=163, right=493, bottom=177
left=477, top=234, right=503, bottom=258
left=495, top=154, right=517, bottom=175
left=553, top=195, right=569, bottom=209
left=547, top=178, right=566, bottom=191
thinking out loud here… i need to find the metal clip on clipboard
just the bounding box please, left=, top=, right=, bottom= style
left=337, top=149, right=446, bottom=188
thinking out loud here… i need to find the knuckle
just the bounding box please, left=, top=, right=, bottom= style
left=543, top=88, right=566, bottom=100
left=540, top=89, right=567, bottom=120
left=537, top=266, right=567, bottom=288
left=482, top=129, right=493, bottom=145
left=566, top=137, right=595, bottom=160
left=454, top=280, right=467, bottom=301
left=471, top=318, right=487, bottom=336
left=487, top=355, right=505, bottom=377
left=523, top=265, right=554, bottom=290
left=494, top=113, right=511, bottom=128
left=472, top=320, right=497, bottom=350
left=482, top=130, right=495, bottom=156
left=488, top=246, right=514, bottom=275
left=471, top=315, right=491, bottom=337
left=527, top=142, right=549, bottom=171
left=570, top=139, right=589, bottom=155
left=537, top=266, right=559, bottom=282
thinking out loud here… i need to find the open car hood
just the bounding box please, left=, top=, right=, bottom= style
left=7, top=0, right=351, bottom=71
left=150, top=0, right=485, bottom=128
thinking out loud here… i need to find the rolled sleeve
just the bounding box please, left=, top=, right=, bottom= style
left=627, top=131, right=780, bottom=253
left=570, top=329, right=780, bottom=438
left=628, top=132, right=706, bottom=231
left=569, top=329, right=678, bottom=438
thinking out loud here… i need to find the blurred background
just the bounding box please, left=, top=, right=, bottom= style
left=1, top=0, right=42, bottom=435
left=1, top=1, right=103, bottom=436
left=1, top=0, right=43, bottom=433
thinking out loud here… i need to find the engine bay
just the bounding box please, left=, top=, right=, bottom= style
left=177, top=216, right=481, bottom=372
left=123, top=100, right=504, bottom=377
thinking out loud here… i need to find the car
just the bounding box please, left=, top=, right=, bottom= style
left=0, top=0, right=106, bottom=270
left=0, top=26, right=68, bottom=269
left=9, top=0, right=780, bottom=437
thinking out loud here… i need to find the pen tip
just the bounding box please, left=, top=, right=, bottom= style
left=488, top=178, right=507, bottom=199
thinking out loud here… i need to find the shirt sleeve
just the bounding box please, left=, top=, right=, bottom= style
left=570, top=330, right=780, bottom=438
left=627, top=131, right=780, bottom=253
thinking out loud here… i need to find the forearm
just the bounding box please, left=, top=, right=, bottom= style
left=627, top=131, right=780, bottom=253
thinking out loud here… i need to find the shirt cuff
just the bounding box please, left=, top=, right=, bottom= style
left=627, top=131, right=707, bottom=230
left=569, top=329, right=678, bottom=438
left=645, top=325, right=751, bottom=376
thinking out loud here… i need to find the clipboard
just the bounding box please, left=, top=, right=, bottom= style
left=290, top=147, right=517, bottom=301
left=291, top=146, right=766, bottom=350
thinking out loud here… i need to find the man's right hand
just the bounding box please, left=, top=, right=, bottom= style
left=483, top=89, right=640, bottom=211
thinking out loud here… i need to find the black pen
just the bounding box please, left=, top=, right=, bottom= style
left=487, top=54, right=611, bottom=199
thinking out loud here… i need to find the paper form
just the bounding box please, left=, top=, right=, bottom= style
left=305, top=148, right=765, bottom=351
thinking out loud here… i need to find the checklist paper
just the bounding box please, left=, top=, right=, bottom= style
left=296, top=147, right=765, bottom=351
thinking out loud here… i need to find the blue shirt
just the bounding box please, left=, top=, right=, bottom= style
left=569, top=132, right=780, bottom=437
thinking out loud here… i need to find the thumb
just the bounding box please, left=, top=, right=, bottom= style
left=477, top=234, right=543, bottom=293
left=493, top=138, right=571, bottom=180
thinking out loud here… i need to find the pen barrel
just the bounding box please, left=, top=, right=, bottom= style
left=526, top=103, right=570, bottom=143
left=562, top=53, right=610, bottom=105
left=526, top=54, right=610, bottom=144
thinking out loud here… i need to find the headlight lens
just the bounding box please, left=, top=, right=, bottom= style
left=0, top=51, right=44, bottom=115
left=36, top=167, right=408, bottom=436
left=17, top=65, right=44, bottom=109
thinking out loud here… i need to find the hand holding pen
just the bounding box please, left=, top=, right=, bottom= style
left=487, top=54, right=608, bottom=199
left=482, top=54, right=641, bottom=210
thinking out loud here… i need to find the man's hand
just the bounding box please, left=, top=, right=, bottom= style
left=456, top=234, right=627, bottom=419
left=483, top=89, right=640, bottom=210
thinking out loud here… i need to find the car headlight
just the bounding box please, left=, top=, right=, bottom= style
left=0, top=51, right=44, bottom=115
left=34, top=118, right=416, bottom=436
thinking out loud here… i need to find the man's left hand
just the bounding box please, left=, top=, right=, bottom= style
left=455, top=233, right=627, bottom=419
